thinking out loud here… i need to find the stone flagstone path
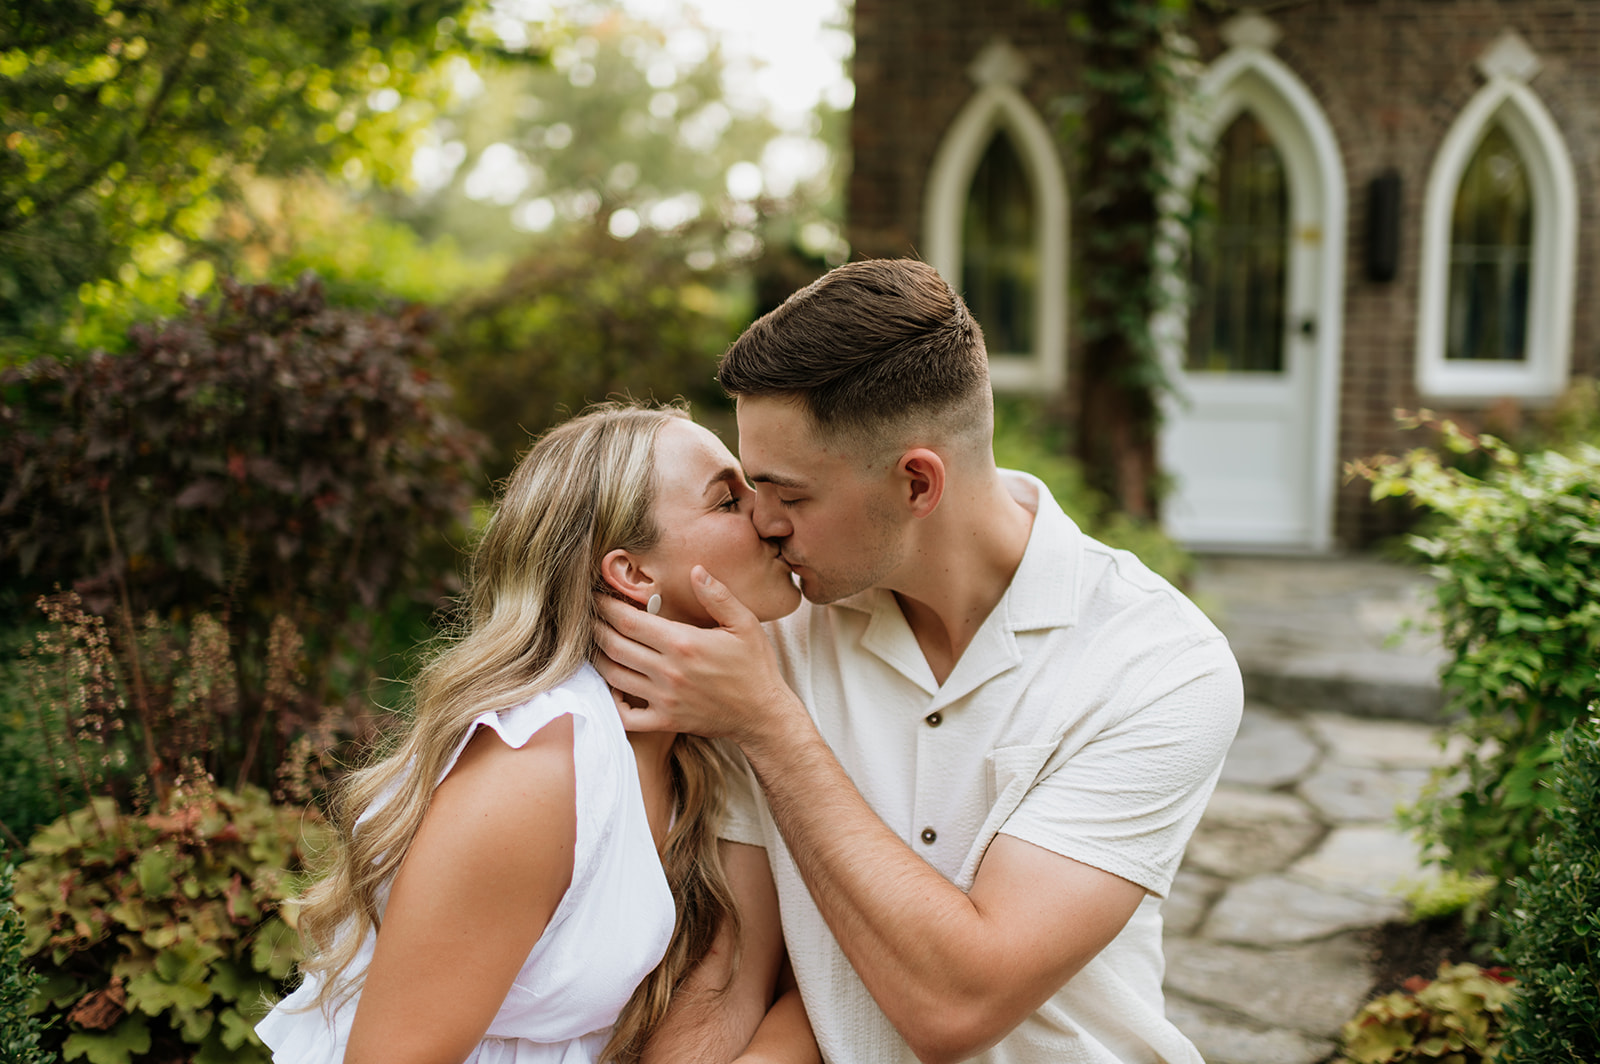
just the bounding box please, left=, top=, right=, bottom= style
left=1160, top=701, right=1467, bottom=1063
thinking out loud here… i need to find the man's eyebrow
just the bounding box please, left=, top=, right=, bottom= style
left=749, top=472, right=807, bottom=490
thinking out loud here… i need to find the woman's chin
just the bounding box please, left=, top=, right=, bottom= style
left=754, top=585, right=804, bottom=623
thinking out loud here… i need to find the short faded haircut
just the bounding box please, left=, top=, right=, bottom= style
left=717, top=259, right=991, bottom=443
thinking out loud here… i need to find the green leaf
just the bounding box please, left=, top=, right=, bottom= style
left=132, top=850, right=173, bottom=899
left=62, top=1014, right=151, bottom=1064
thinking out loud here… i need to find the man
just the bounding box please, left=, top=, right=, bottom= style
left=595, top=259, right=1242, bottom=1063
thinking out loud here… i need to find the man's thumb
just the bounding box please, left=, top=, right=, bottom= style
left=690, top=565, right=753, bottom=629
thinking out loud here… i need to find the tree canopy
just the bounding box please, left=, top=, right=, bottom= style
left=0, top=0, right=524, bottom=343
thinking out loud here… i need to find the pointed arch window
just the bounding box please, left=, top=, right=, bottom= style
left=1446, top=125, right=1531, bottom=363
left=1416, top=67, right=1575, bottom=402
left=962, top=129, right=1037, bottom=357
left=1187, top=111, right=1289, bottom=373
left=924, top=40, right=1068, bottom=393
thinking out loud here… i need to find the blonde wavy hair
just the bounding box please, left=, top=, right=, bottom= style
left=294, top=401, right=740, bottom=1061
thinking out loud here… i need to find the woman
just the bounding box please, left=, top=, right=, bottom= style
left=257, top=403, right=814, bottom=1063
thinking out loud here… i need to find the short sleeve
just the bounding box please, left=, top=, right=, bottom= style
left=998, top=637, right=1242, bottom=897
left=717, top=745, right=768, bottom=848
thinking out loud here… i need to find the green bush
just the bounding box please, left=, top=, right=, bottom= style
left=1498, top=712, right=1600, bottom=1063
left=1351, top=416, right=1600, bottom=934
left=0, top=276, right=482, bottom=786
left=992, top=398, right=1191, bottom=584
left=12, top=788, right=328, bottom=1064
left=0, top=862, right=52, bottom=1064
left=438, top=226, right=747, bottom=481
left=1336, top=962, right=1516, bottom=1064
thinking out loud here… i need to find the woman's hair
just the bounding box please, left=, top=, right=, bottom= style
left=293, top=401, right=740, bottom=1059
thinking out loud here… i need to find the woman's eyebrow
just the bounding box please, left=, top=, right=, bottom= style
left=703, top=466, right=744, bottom=494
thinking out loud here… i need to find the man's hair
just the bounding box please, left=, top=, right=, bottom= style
left=718, top=259, right=990, bottom=437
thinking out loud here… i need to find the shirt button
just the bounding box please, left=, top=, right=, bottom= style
left=920, top=827, right=937, bottom=845
left=925, top=712, right=943, bottom=727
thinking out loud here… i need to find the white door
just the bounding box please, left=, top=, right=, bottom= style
left=1161, top=58, right=1344, bottom=551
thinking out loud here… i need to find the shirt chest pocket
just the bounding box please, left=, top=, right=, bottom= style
left=984, top=741, right=1058, bottom=811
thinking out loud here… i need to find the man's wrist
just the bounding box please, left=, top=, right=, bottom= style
left=737, top=687, right=819, bottom=771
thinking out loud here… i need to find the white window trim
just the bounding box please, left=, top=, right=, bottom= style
left=1416, top=77, right=1577, bottom=403
left=923, top=51, right=1068, bottom=393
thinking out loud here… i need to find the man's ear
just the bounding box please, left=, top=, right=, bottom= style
left=898, top=448, right=946, bottom=518
left=600, top=549, right=657, bottom=607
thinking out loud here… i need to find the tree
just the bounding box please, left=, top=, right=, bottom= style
left=391, top=7, right=848, bottom=274
left=0, top=0, right=523, bottom=344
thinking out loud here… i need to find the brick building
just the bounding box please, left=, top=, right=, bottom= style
left=847, top=0, right=1600, bottom=549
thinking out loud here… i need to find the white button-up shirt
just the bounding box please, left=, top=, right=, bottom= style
left=723, top=471, right=1243, bottom=1063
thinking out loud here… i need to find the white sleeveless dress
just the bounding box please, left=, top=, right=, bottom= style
left=256, top=663, right=676, bottom=1063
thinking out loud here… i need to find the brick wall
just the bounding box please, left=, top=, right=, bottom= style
left=849, top=0, right=1600, bottom=547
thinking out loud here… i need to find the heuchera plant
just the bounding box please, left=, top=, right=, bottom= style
left=1337, top=962, right=1517, bottom=1064
left=13, top=788, right=329, bottom=1064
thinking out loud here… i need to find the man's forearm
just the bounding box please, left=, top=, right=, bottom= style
left=740, top=715, right=1016, bottom=1062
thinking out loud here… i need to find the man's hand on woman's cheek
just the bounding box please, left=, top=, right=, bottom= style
left=592, top=567, right=804, bottom=745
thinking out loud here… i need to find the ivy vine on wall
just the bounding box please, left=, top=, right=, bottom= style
left=1039, top=0, right=1197, bottom=519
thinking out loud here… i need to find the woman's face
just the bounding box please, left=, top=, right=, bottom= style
left=633, top=419, right=801, bottom=626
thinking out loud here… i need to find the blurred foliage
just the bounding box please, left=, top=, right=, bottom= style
left=0, top=278, right=483, bottom=788
left=1398, top=870, right=1499, bottom=925
left=992, top=398, right=1192, bottom=584
left=1350, top=414, right=1600, bottom=941
left=1335, top=962, right=1516, bottom=1064
left=391, top=7, right=849, bottom=274
left=61, top=176, right=509, bottom=356
left=6, top=588, right=351, bottom=839
left=13, top=788, right=328, bottom=1064
left=0, top=0, right=530, bottom=351
left=1, top=862, right=52, bottom=1064
left=1498, top=712, right=1600, bottom=1064
left=439, top=225, right=748, bottom=479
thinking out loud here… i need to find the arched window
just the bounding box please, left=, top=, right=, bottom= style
left=1446, top=124, right=1531, bottom=363
left=1187, top=111, right=1289, bottom=373
left=924, top=39, right=1068, bottom=392
left=962, top=129, right=1036, bottom=357
left=1416, top=38, right=1575, bottom=403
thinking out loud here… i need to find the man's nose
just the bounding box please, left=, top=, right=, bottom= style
left=752, top=489, right=791, bottom=540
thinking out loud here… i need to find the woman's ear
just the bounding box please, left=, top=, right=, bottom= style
left=600, top=548, right=657, bottom=607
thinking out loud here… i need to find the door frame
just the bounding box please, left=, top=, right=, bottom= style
left=1164, top=45, right=1346, bottom=552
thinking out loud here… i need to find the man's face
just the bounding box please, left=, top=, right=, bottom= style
left=735, top=395, right=906, bottom=605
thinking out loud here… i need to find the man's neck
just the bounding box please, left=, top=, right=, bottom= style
left=887, top=472, right=1035, bottom=685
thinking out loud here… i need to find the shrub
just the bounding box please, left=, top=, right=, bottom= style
left=1350, top=416, right=1600, bottom=932
left=1335, top=962, right=1516, bottom=1064
left=0, top=863, right=52, bottom=1064
left=12, top=787, right=329, bottom=1064
left=438, top=227, right=746, bottom=481
left=0, top=275, right=482, bottom=785
left=1498, top=712, right=1600, bottom=1063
